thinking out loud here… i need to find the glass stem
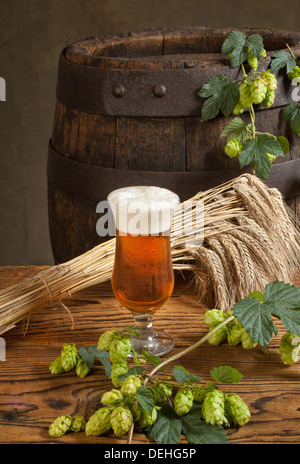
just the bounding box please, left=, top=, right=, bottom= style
left=133, top=313, right=154, bottom=336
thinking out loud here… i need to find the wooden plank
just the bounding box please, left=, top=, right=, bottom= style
left=0, top=266, right=300, bottom=444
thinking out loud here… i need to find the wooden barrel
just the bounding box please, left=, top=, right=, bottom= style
left=48, top=26, right=300, bottom=263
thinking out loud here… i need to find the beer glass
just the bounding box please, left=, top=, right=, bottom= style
left=108, top=186, right=180, bottom=356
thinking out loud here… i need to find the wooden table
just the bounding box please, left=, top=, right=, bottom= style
left=1, top=266, right=300, bottom=445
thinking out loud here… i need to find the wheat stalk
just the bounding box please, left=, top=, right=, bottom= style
left=0, top=174, right=299, bottom=335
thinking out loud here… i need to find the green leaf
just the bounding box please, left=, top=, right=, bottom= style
left=283, top=102, right=300, bottom=133
left=201, top=95, right=222, bottom=121
left=276, top=135, right=289, bottom=154
left=270, top=50, right=296, bottom=74
left=220, top=82, right=240, bottom=117
left=197, top=74, right=228, bottom=98
left=181, top=404, right=229, bottom=444
left=245, top=34, right=264, bottom=59
left=78, top=347, right=95, bottom=372
left=135, top=386, right=154, bottom=416
left=233, top=281, right=300, bottom=349
left=249, top=290, right=264, bottom=302
left=239, top=134, right=283, bottom=180
left=88, top=345, right=111, bottom=379
left=210, top=366, right=244, bottom=384
left=141, top=349, right=163, bottom=370
left=221, top=30, right=246, bottom=54
left=221, top=117, right=247, bottom=137
left=147, top=404, right=182, bottom=444
left=172, top=366, right=201, bottom=384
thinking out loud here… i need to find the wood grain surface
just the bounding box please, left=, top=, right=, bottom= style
left=0, top=266, right=300, bottom=444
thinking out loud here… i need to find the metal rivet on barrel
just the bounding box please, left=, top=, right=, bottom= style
left=112, top=84, right=126, bottom=98
left=153, top=84, right=167, bottom=98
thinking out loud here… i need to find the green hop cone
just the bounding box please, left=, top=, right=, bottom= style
left=241, top=330, right=258, bottom=349
left=287, top=66, right=300, bottom=82
left=174, top=388, right=194, bottom=416
left=70, top=416, right=86, bottom=432
left=224, top=139, right=242, bottom=158
left=204, top=309, right=227, bottom=327
left=227, top=320, right=245, bottom=346
left=131, top=403, right=142, bottom=421
left=48, top=415, right=73, bottom=438
left=261, top=48, right=267, bottom=58
left=101, top=389, right=123, bottom=406
left=109, top=337, right=131, bottom=363
left=49, top=356, right=65, bottom=375
left=110, top=406, right=133, bottom=436
left=151, top=382, right=173, bottom=403
left=202, top=389, right=230, bottom=427
left=265, top=152, right=276, bottom=163
left=261, top=70, right=277, bottom=92
left=279, top=331, right=300, bottom=365
left=120, top=374, right=142, bottom=396
left=85, top=407, right=111, bottom=436
left=239, top=81, right=253, bottom=108
left=97, top=330, right=117, bottom=351
left=247, top=52, right=258, bottom=71
left=60, top=343, right=79, bottom=372
left=225, top=393, right=251, bottom=426
left=232, top=99, right=244, bottom=115
left=250, top=77, right=268, bottom=104
left=193, top=383, right=216, bottom=403
left=110, top=361, right=129, bottom=387
left=75, top=357, right=89, bottom=378
left=207, top=324, right=229, bottom=346
left=262, top=89, right=276, bottom=108
left=139, top=406, right=158, bottom=429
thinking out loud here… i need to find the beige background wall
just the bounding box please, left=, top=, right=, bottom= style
left=1, top=0, right=300, bottom=265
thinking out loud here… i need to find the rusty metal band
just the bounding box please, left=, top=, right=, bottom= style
left=47, top=142, right=300, bottom=203
left=55, top=51, right=293, bottom=117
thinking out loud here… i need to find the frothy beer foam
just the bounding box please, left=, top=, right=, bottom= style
left=107, top=186, right=180, bottom=235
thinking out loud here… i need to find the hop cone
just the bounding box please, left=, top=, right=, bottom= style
left=232, top=99, right=244, bottom=115
left=139, top=406, right=158, bottom=429
left=48, top=415, right=73, bottom=437
left=204, top=309, right=227, bottom=327
left=120, top=374, right=142, bottom=396
left=247, top=52, right=258, bottom=71
left=279, top=332, right=300, bottom=365
left=224, top=139, right=242, bottom=158
left=250, top=77, right=268, bottom=104
left=241, top=330, right=257, bottom=349
left=202, top=390, right=230, bottom=427
left=227, top=323, right=245, bottom=346
left=85, top=407, right=111, bottom=436
left=288, top=66, right=300, bottom=82
left=225, top=393, right=251, bottom=426
left=60, top=343, right=79, bottom=372
left=110, top=361, right=129, bottom=387
left=207, top=325, right=228, bottom=346
left=151, top=382, right=173, bottom=403
left=239, top=82, right=253, bottom=107
left=174, top=388, right=194, bottom=416
left=70, top=416, right=86, bottom=432
left=101, top=389, right=123, bottom=406
left=49, top=356, right=65, bottom=375
left=265, top=152, right=276, bottom=163
left=262, top=70, right=277, bottom=91
left=109, top=337, right=131, bottom=363
left=110, top=406, right=133, bottom=436
left=262, top=90, right=276, bottom=109
left=193, top=384, right=216, bottom=403
left=97, top=330, right=117, bottom=351
left=75, top=357, right=89, bottom=378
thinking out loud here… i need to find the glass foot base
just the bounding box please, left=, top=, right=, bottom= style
left=129, top=329, right=174, bottom=357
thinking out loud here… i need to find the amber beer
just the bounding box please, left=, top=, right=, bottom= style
left=108, top=186, right=179, bottom=315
